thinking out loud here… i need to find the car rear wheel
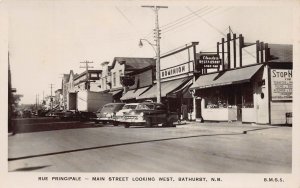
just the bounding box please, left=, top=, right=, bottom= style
left=124, top=123, right=130, bottom=128
left=146, top=118, right=153, bottom=127
left=113, top=121, right=119, bottom=126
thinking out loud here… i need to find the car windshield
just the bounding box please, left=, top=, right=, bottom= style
left=137, top=104, right=155, bottom=110
left=122, top=104, right=138, bottom=110
left=99, top=104, right=124, bottom=113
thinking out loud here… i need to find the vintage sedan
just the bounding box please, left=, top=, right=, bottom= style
left=58, top=110, right=80, bottom=120
left=94, top=103, right=125, bottom=125
left=114, top=103, right=139, bottom=125
left=119, top=102, right=178, bottom=128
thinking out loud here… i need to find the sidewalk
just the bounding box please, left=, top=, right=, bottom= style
left=175, top=120, right=291, bottom=137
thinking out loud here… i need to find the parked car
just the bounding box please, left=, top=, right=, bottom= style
left=114, top=103, right=139, bottom=125
left=46, top=110, right=63, bottom=118
left=94, top=103, right=125, bottom=125
left=119, top=102, right=178, bottom=128
left=37, top=109, right=50, bottom=117
left=22, top=110, right=32, bottom=118
left=58, top=110, right=80, bottom=120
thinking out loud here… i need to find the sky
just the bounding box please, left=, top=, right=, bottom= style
left=6, top=0, right=295, bottom=104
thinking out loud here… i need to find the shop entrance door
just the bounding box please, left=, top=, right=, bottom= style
left=236, top=92, right=242, bottom=121
left=196, top=98, right=202, bottom=120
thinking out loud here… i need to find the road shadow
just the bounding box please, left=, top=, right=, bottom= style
left=8, top=132, right=243, bottom=161
left=12, top=165, right=51, bottom=172
left=11, top=121, right=99, bottom=134
left=242, top=126, right=281, bottom=134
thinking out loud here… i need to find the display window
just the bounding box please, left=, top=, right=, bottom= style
left=204, top=88, right=227, bottom=108
left=203, top=84, right=254, bottom=109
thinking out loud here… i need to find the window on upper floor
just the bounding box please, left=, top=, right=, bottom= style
left=113, top=72, right=116, bottom=86
left=118, top=70, right=123, bottom=85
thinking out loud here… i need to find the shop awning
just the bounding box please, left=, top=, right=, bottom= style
left=167, top=78, right=193, bottom=98
left=190, top=64, right=263, bottom=90
left=109, top=89, right=123, bottom=96
left=137, top=77, right=190, bottom=99
left=120, top=87, right=150, bottom=101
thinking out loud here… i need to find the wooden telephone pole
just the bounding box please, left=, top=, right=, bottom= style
left=80, top=61, right=94, bottom=90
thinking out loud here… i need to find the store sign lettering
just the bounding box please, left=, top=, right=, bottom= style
left=199, top=54, right=221, bottom=69
left=161, top=63, right=189, bottom=79
left=271, top=69, right=292, bottom=100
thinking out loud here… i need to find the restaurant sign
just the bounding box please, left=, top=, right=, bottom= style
left=271, top=69, right=292, bottom=100
left=199, top=54, right=221, bottom=69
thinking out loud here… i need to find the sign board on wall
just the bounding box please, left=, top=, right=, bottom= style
left=160, top=62, right=191, bottom=79
left=271, top=69, right=292, bottom=101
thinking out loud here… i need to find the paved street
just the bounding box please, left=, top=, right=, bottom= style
left=8, top=120, right=292, bottom=173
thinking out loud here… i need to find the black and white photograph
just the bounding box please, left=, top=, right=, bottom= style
left=1, top=0, right=300, bottom=187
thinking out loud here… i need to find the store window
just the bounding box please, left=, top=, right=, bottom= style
left=90, top=73, right=99, bottom=79
left=204, top=88, right=227, bottom=108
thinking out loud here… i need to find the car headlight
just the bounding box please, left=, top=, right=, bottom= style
left=106, top=113, right=112, bottom=118
left=139, top=112, right=144, bottom=116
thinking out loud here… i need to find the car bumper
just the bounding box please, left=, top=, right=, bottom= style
left=119, top=118, right=146, bottom=124
left=94, top=117, right=116, bottom=122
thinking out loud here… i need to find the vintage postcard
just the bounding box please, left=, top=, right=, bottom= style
left=1, top=0, right=299, bottom=187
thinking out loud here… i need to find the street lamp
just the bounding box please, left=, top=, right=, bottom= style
left=139, top=38, right=161, bottom=103
left=139, top=39, right=157, bottom=54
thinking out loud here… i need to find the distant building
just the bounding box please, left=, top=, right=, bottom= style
left=108, top=57, right=155, bottom=102
left=99, top=61, right=111, bottom=92
left=54, top=89, right=63, bottom=109
left=73, top=70, right=102, bottom=92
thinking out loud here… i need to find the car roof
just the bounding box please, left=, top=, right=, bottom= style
left=124, top=103, right=139, bottom=105
left=140, top=102, right=164, bottom=105
left=104, top=103, right=124, bottom=106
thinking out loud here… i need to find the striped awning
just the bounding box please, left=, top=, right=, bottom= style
left=190, top=64, right=263, bottom=90
left=120, top=87, right=150, bottom=101
left=137, top=77, right=191, bottom=99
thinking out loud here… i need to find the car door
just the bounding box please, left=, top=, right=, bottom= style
left=154, top=104, right=167, bottom=124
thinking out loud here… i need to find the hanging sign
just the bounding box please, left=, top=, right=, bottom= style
left=271, top=69, right=292, bottom=101
left=199, top=54, right=221, bottom=69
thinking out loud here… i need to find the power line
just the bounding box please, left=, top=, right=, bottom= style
left=142, top=6, right=212, bottom=40
left=115, top=6, right=135, bottom=27
left=160, top=6, right=208, bottom=29
left=161, top=7, right=221, bottom=35
left=186, top=6, right=227, bottom=37
left=160, top=6, right=212, bottom=31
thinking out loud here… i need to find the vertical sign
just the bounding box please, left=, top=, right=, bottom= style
left=271, top=69, right=292, bottom=100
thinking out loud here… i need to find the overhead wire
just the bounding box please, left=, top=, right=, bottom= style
left=161, top=7, right=221, bottom=35
left=160, top=6, right=210, bottom=30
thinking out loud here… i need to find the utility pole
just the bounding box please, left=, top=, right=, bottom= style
left=49, top=84, right=54, bottom=110
left=141, top=5, right=167, bottom=103
left=37, top=94, right=39, bottom=109
left=80, top=61, right=94, bottom=90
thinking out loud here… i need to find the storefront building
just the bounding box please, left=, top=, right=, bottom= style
left=73, top=70, right=102, bottom=92
left=136, top=42, right=199, bottom=120
left=190, top=33, right=292, bottom=125
left=120, top=65, right=155, bottom=102
left=108, top=57, right=155, bottom=102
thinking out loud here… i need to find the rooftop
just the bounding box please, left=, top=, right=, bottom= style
left=109, top=57, right=155, bottom=71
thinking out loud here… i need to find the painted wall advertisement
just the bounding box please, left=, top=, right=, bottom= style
left=271, top=69, right=292, bottom=100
